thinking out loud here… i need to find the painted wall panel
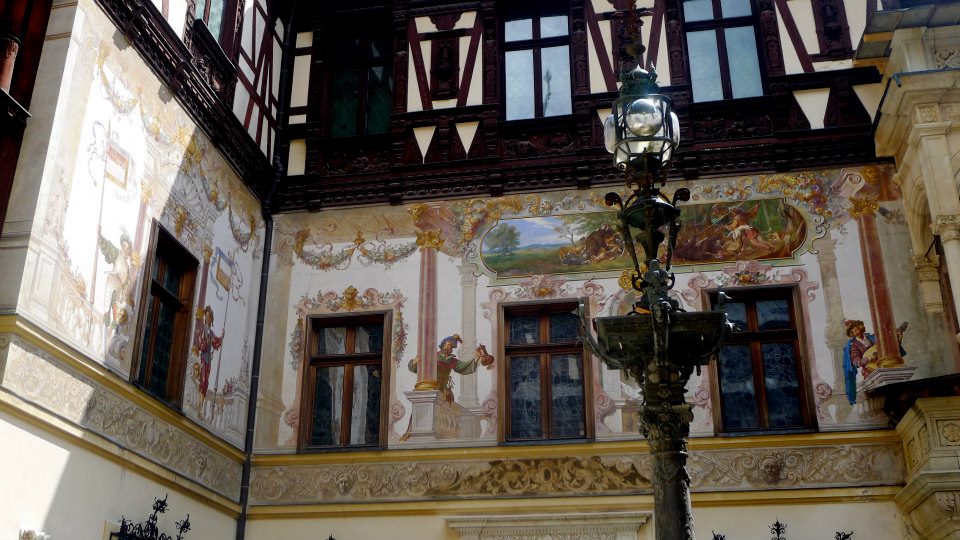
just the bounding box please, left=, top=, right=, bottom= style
left=14, top=0, right=264, bottom=447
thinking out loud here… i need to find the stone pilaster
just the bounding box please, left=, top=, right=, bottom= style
left=457, top=262, right=482, bottom=438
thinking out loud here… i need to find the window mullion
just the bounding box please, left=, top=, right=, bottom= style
left=716, top=28, right=733, bottom=100
left=533, top=47, right=544, bottom=118
left=341, top=363, right=355, bottom=447
left=541, top=352, right=551, bottom=439
left=752, top=340, right=770, bottom=429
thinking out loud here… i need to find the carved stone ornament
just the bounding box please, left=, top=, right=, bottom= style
left=249, top=442, right=902, bottom=504
left=19, top=531, right=51, bottom=540
left=916, top=105, right=941, bottom=124
left=1, top=337, right=241, bottom=499
left=445, top=511, right=651, bottom=540
left=932, top=214, right=960, bottom=238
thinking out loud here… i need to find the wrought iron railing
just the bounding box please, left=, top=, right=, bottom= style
left=109, top=495, right=190, bottom=540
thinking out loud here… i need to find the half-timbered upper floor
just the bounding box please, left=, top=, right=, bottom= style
left=275, top=0, right=896, bottom=211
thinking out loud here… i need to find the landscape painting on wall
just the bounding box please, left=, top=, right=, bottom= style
left=480, top=212, right=630, bottom=277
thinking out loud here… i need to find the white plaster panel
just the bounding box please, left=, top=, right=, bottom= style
left=793, top=88, right=831, bottom=129
left=413, top=126, right=437, bottom=162
left=456, top=12, right=477, bottom=30
left=287, top=139, right=306, bottom=176
left=295, top=31, right=312, bottom=48
left=167, top=0, right=188, bottom=40
left=288, top=114, right=306, bottom=125
left=854, top=83, right=884, bottom=122
left=456, top=122, right=479, bottom=154
left=789, top=0, right=820, bottom=56
left=415, top=16, right=434, bottom=34
left=407, top=44, right=423, bottom=112
left=290, top=54, right=311, bottom=108
left=777, top=3, right=806, bottom=75
left=846, top=0, right=867, bottom=48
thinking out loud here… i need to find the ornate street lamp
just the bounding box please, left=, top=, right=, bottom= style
left=584, top=5, right=730, bottom=540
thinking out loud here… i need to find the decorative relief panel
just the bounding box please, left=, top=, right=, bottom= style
left=0, top=336, right=242, bottom=500
left=249, top=442, right=902, bottom=504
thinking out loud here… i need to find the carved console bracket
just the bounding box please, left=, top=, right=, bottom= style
left=895, top=396, right=960, bottom=540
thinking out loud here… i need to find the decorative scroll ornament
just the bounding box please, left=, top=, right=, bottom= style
left=110, top=495, right=190, bottom=540
left=293, top=230, right=418, bottom=270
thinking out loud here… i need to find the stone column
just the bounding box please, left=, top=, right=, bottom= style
left=933, top=216, right=960, bottom=325
left=255, top=251, right=294, bottom=449
left=850, top=199, right=904, bottom=367
left=915, top=119, right=960, bottom=324
left=458, top=261, right=482, bottom=438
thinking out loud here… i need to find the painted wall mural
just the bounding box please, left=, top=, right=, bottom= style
left=16, top=3, right=264, bottom=446
left=256, top=163, right=960, bottom=451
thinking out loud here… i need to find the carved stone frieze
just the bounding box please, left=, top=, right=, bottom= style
left=249, top=442, right=903, bottom=504
left=446, top=512, right=650, bottom=540
left=0, top=337, right=241, bottom=499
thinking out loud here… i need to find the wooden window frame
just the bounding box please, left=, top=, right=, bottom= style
left=193, top=0, right=242, bottom=60
left=500, top=301, right=593, bottom=443
left=500, top=0, right=572, bottom=120
left=707, top=286, right=815, bottom=434
left=131, top=223, right=198, bottom=406
left=682, top=0, right=765, bottom=101
left=298, top=312, right=391, bottom=451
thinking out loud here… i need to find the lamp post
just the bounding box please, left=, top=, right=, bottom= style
left=585, top=5, right=730, bottom=540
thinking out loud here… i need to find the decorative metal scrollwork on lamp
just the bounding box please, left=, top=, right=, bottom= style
left=581, top=3, right=731, bottom=540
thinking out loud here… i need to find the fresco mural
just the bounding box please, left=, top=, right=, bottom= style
left=481, top=213, right=627, bottom=277
left=247, top=164, right=955, bottom=450
left=674, top=199, right=807, bottom=264
left=17, top=5, right=263, bottom=446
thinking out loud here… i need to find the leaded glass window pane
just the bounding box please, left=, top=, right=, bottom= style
left=505, top=18, right=533, bottom=41
left=721, top=302, right=748, bottom=331
left=206, top=0, right=225, bottom=41
left=725, top=26, right=763, bottom=99
left=761, top=343, right=803, bottom=428
left=687, top=30, right=723, bottom=102
left=540, top=15, right=568, bottom=38
left=549, top=312, right=579, bottom=343
left=757, top=299, right=791, bottom=330
left=509, top=314, right=540, bottom=345
left=145, top=301, right=177, bottom=396
left=318, top=327, right=348, bottom=355
left=683, top=0, right=714, bottom=22
left=330, top=70, right=361, bottom=137
left=541, top=46, right=571, bottom=117
left=350, top=365, right=382, bottom=445
left=550, top=354, right=585, bottom=438
left=355, top=324, right=383, bottom=354
left=506, top=50, right=535, bottom=120
left=309, top=366, right=344, bottom=446
left=161, top=265, right=182, bottom=295
left=365, top=66, right=391, bottom=134
left=718, top=345, right=760, bottom=430
left=509, top=356, right=543, bottom=439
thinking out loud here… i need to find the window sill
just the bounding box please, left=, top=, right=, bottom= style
left=717, top=427, right=816, bottom=437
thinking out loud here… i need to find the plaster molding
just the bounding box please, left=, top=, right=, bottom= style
left=445, top=511, right=651, bottom=540
left=0, top=335, right=242, bottom=500
left=248, top=441, right=903, bottom=505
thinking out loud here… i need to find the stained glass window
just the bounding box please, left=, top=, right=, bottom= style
left=711, top=288, right=810, bottom=433
left=303, top=316, right=386, bottom=449
left=505, top=303, right=588, bottom=442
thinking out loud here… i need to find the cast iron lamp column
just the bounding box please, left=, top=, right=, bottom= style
left=584, top=7, right=729, bottom=540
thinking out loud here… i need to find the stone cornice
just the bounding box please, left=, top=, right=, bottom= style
left=91, top=0, right=273, bottom=203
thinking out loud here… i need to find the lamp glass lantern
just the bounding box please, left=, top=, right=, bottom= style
left=603, top=66, right=679, bottom=174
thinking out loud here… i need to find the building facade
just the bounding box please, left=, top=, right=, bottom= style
left=1, top=0, right=959, bottom=539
